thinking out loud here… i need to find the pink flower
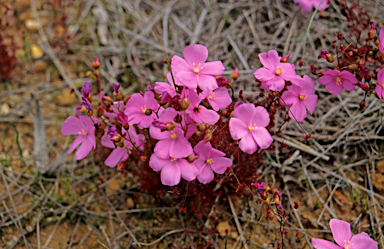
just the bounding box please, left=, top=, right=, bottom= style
left=101, top=126, right=145, bottom=168
left=379, top=27, right=384, bottom=55
left=253, top=50, right=303, bottom=91
left=185, top=90, right=220, bottom=125
left=154, top=72, right=179, bottom=100
left=150, top=108, right=194, bottom=159
left=201, top=87, right=232, bottom=111
left=171, top=44, right=225, bottom=92
left=193, top=141, right=232, bottom=184
left=229, top=103, right=273, bottom=154
left=318, top=70, right=358, bottom=94
left=61, top=116, right=96, bottom=160
left=376, top=69, right=384, bottom=99
left=104, top=101, right=125, bottom=120
left=294, top=0, right=329, bottom=12
left=312, top=219, right=378, bottom=249
left=149, top=154, right=199, bottom=186
left=124, top=91, right=159, bottom=129
left=280, top=75, right=318, bottom=122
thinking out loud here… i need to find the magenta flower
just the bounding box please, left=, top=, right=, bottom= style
left=294, top=0, right=329, bottom=12
left=101, top=126, right=145, bottom=168
left=185, top=90, right=220, bottom=125
left=201, top=87, right=232, bottom=111
left=229, top=103, right=273, bottom=154
left=171, top=44, right=225, bottom=92
left=61, top=116, right=96, bottom=160
left=280, top=75, right=318, bottom=122
left=376, top=69, right=384, bottom=99
left=154, top=72, right=178, bottom=99
left=124, top=91, right=159, bottom=129
left=104, top=101, right=125, bottom=120
left=193, top=141, right=232, bottom=184
left=150, top=108, right=194, bottom=159
left=81, top=81, right=91, bottom=97
left=379, top=27, right=384, bottom=55
left=312, top=219, right=378, bottom=249
left=318, top=70, right=358, bottom=94
left=253, top=50, right=303, bottom=91
left=149, top=154, right=199, bottom=186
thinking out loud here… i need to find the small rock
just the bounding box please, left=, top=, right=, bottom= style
left=217, top=221, right=231, bottom=237
left=126, top=197, right=134, bottom=208
left=33, top=61, right=47, bottom=72
left=0, top=103, right=10, bottom=115
left=25, top=19, right=39, bottom=31
left=31, top=44, right=44, bottom=59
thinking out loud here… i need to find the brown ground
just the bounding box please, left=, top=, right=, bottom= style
left=1, top=0, right=384, bottom=248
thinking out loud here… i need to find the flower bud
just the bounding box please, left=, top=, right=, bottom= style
left=318, top=50, right=334, bottom=63
left=347, top=64, right=358, bottom=71
left=92, top=56, right=100, bottom=69
left=195, top=130, right=203, bottom=136
left=358, top=58, right=365, bottom=67
left=198, top=123, right=208, bottom=132
left=166, top=122, right=176, bottom=131
left=280, top=54, right=290, bottom=63
left=81, top=81, right=91, bottom=98
left=85, top=71, right=93, bottom=78
left=103, top=96, right=114, bottom=106
left=203, top=130, right=213, bottom=142
left=359, top=99, right=366, bottom=110
left=144, top=109, right=152, bottom=116
left=181, top=98, right=190, bottom=110
left=187, top=154, right=198, bottom=163
left=368, top=21, right=376, bottom=40
left=231, top=68, right=238, bottom=80
left=117, top=161, right=125, bottom=171
left=96, top=106, right=104, bottom=117
left=216, top=76, right=229, bottom=87
left=94, top=69, right=100, bottom=77
left=174, top=114, right=182, bottom=123
left=117, top=112, right=129, bottom=129
left=123, top=95, right=131, bottom=104
left=113, top=91, right=122, bottom=101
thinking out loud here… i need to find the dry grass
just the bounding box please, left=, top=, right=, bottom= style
left=1, top=0, right=384, bottom=248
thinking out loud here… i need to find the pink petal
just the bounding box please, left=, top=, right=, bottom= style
left=183, top=44, right=208, bottom=66
left=154, top=139, right=172, bottom=159
left=232, top=103, right=255, bottom=127
left=378, top=69, right=384, bottom=83
left=326, top=82, right=343, bottom=95
left=200, top=61, right=225, bottom=75
left=322, top=70, right=341, bottom=77
left=101, top=131, right=115, bottom=148
left=197, top=74, right=218, bottom=92
left=376, top=84, right=384, bottom=99
left=258, top=50, right=280, bottom=70
left=177, top=71, right=198, bottom=89
left=194, top=140, right=211, bottom=160
left=197, top=108, right=220, bottom=125
left=169, top=135, right=193, bottom=159
left=350, top=232, right=378, bottom=249
left=197, top=164, right=214, bottom=184
left=210, top=157, right=232, bottom=174
left=252, top=106, right=270, bottom=128
left=340, top=71, right=357, bottom=85
left=149, top=154, right=170, bottom=171
left=209, top=146, right=226, bottom=158
left=379, top=28, right=384, bottom=55
left=239, top=132, right=258, bottom=154
left=154, top=81, right=177, bottom=98
left=264, top=77, right=286, bottom=91
left=75, top=136, right=93, bottom=160
left=149, top=126, right=171, bottom=140
left=342, top=80, right=355, bottom=92
left=208, top=87, right=232, bottom=111
left=280, top=91, right=299, bottom=107
left=251, top=127, right=273, bottom=149
left=177, top=159, right=199, bottom=182
left=301, top=75, right=315, bottom=95
left=144, top=91, right=159, bottom=110
left=185, top=124, right=196, bottom=139
left=137, top=115, right=155, bottom=129
left=330, top=219, right=352, bottom=247
left=104, top=148, right=127, bottom=167
left=67, top=135, right=84, bottom=154
left=161, top=163, right=181, bottom=186
left=318, top=74, right=336, bottom=86
left=62, top=116, right=84, bottom=135
left=253, top=67, right=275, bottom=81
left=171, top=55, right=191, bottom=73
left=283, top=74, right=304, bottom=87
left=289, top=101, right=307, bottom=122
left=229, top=117, right=248, bottom=140
left=311, top=238, right=341, bottom=249
left=302, top=95, right=318, bottom=114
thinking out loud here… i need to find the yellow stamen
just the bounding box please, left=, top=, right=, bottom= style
left=381, top=83, right=384, bottom=88
left=248, top=124, right=258, bottom=131
left=194, top=68, right=199, bottom=74
left=206, top=158, right=214, bottom=164
left=299, top=93, right=307, bottom=100
left=209, top=91, right=215, bottom=100
left=171, top=158, right=178, bottom=162
left=336, top=76, right=342, bottom=85
left=78, top=129, right=87, bottom=135
left=171, top=132, right=177, bottom=139
left=141, top=105, right=147, bottom=113
left=276, top=66, right=284, bottom=75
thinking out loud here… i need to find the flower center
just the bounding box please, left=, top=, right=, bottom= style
left=193, top=106, right=204, bottom=113
left=208, top=91, right=215, bottom=100
left=299, top=93, right=307, bottom=100
left=336, top=76, right=342, bottom=85
left=78, top=129, right=87, bottom=135
left=171, top=158, right=178, bottom=162
left=171, top=132, right=177, bottom=139
left=206, top=158, right=214, bottom=164
left=275, top=66, right=284, bottom=76
left=344, top=240, right=354, bottom=249
left=141, top=105, right=147, bottom=113
left=248, top=124, right=258, bottom=131
left=381, top=83, right=384, bottom=88
left=193, top=63, right=203, bottom=74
